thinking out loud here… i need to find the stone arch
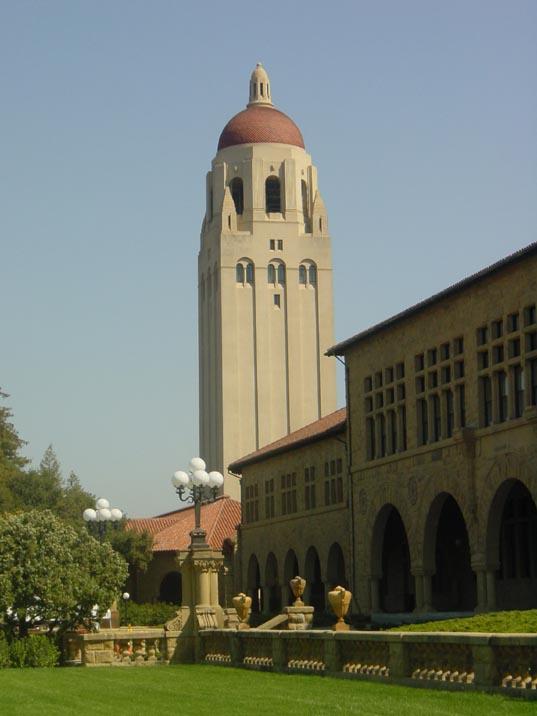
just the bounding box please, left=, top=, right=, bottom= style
left=326, top=542, right=347, bottom=589
left=264, top=552, right=281, bottom=613
left=158, top=571, right=182, bottom=604
left=265, top=175, right=281, bottom=213
left=246, top=553, right=262, bottom=613
left=486, top=478, right=537, bottom=610
left=304, top=545, right=325, bottom=611
left=423, top=492, right=476, bottom=611
left=371, top=504, right=414, bottom=613
left=283, top=548, right=299, bottom=606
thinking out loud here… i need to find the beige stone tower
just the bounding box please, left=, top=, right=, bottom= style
left=198, top=64, right=337, bottom=499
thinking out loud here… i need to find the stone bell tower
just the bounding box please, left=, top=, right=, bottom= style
left=198, top=64, right=336, bottom=499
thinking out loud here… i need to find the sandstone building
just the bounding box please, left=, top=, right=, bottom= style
left=233, top=242, right=537, bottom=616
left=199, top=64, right=337, bottom=500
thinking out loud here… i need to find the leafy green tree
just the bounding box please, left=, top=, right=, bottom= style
left=0, top=389, right=28, bottom=511
left=0, top=510, right=128, bottom=638
left=108, top=526, right=154, bottom=573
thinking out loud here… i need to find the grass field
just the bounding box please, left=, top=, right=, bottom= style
left=389, top=609, right=537, bottom=633
left=0, top=665, right=535, bottom=715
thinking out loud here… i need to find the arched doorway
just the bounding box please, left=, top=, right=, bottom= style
left=372, top=505, right=414, bottom=613
left=304, top=546, right=325, bottom=611
left=264, top=552, right=281, bottom=613
left=326, top=542, right=347, bottom=589
left=159, top=571, right=182, bottom=604
left=283, top=549, right=299, bottom=606
left=488, top=480, right=537, bottom=609
left=425, top=494, right=476, bottom=611
left=247, top=554, right=262, bottom=613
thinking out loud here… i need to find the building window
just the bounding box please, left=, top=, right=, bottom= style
left=304, top=466, right=316, bottom=510
left=268, top=264, right=276, bottom=284
left=418, top=398, right=428, bottom=445
left=507, top=313, right=519, bottom=332
left=388, top=410, right=397, bottom=454
left=264, top=479, right=275, bottom=519
left=453, top=337, right=464, bottom=355
left=274, top=294, right=281, bottom=308
left=366, top=418, right=375, bottom=460
left=236, top=263, right=245, bottom=284
left=277, top=264, right=286, bottom=285
left=415, top=354, right=425, bottom=372
left=230, top=177, right=244, bottom=215
left=513, top=365, right=524, bottom=418
left=526, top=332, right=537, bottom=352
left=481, top=376, right=492, bottom=427
left=244, top=484, right=259, bottom=523
left=492, top=319, right=503, bottom=339
left=445, top=390, right=454, bottom=437
left=477, top=326, right=488, bottom=346
left=531, top=359, right=537, bottom=405
left=299, top=265, right=307, bottom=284
left=301, top=180, right=309, bottom=225
left=308, top=265, right=317, bottom=285
left=246, top=262, right=254, bottom=285
left=458, top=384, right=466, bottom=428
left=324, top=458, right=343, bottom=506
left=281, top=473, right=297, bottom=515
left=524, top=304, right=536, bottom=327
left=440, top=342, right=450, bottom=361
left=431, top=394, right=441, bottom=442
left=265, top=176, right=281, bottom=213
left=298, top=262, right=317, bottom=287
left=497, top=371, right=508, bottom=423
left=509, top=338, right=521, bottom=358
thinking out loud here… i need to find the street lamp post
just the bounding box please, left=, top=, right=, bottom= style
left=82, top=498, right=123, bottom=541
left=171, top=457, right=224, bottom=550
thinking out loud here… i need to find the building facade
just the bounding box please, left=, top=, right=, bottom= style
left=199, top=64, right=337, bottom=499
left=234, top=243, right=537, bottom=617
left=229, top=408, right=348, bottom=616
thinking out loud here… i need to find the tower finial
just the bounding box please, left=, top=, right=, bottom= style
left=248, top=63, right=273, bottom=107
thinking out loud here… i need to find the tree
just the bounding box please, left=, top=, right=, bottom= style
left=108, top=526, right=154, bottom=573
left=0, top=389, right=28, bottom=512
left=0, top=510, right=128, bottom=638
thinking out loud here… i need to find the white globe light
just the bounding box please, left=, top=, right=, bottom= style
left=189, top=457, right=206, bottom=472
left=99, top=508, right=112, bottom=521
left=192, top=469, right=209, bottom=486
left=172, top=470, right=190, bottom=488
left=208, top=471, right=224, bottom=488
left=122, top=592, right=130, bottom=601
left=83, top=508, right=97, bottom=522
left=110, top=508, right=123, bottom=521
left=96, top=497, right=110, bottom=510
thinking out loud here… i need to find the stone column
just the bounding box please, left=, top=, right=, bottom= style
left=474, top=566, right=487, bottom=612
left=210, top=566, right=219, bottom=607
left=413, top=571, right=424, bottom=613
left=370, top=577, right=381, bottom=614
left=422, top=573, right=433, bottom=612
left=486, top=569, right=497, bottom=612
left=262, top=586, right=271, bottom=615
left=197, top=564, right=211, bottom=606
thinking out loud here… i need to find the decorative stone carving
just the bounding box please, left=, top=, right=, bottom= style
left=232, top=592, right=252, bottom=630
left=328, top=586, right=352, bottom=631
left=164, top=612, right=183, bottom=632
left=289, top=576, right=306, bottom=607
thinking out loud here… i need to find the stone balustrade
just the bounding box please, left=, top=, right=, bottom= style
left=199, top=629, right=537, bottom=695
left=63, top=625, right=537, bottom=697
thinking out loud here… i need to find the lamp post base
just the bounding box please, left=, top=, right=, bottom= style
left=189, top=527, right=210, bottom=550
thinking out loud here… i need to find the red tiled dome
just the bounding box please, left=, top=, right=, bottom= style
left=218, top=105, right=305, bottom=151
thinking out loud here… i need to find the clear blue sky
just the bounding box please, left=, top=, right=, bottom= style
left=1, top=1, right=536, bottom=517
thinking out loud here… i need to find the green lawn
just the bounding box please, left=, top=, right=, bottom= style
left=388, top=610, right=537, bottom=633
left=0, top=665, right=534, bottom=715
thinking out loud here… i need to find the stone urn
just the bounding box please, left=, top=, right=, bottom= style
left=232, top=592, right=252, bottom=630
left=328, top=586, right=352, bottom=631
left=290, top=576, right=306, bottom=607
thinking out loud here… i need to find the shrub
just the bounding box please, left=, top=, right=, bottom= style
left=0, top=632, right=9, bottom=669
left=119, top=602, right=178, bottom=627
left=388, top=609, right=537, bottom=633
left=8, top=635, right=59, bottom=668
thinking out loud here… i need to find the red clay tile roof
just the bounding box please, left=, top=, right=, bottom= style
left=218, top=105, right=305, bottom=151
left=127, top=496, right=241, bottom=553
left=327, top=240, right=537, bottom=356
left=228, top=407, right=347, bottom=473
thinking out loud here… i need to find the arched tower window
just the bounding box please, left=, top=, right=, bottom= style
left=230, top=177, right=244, bottom=215
left=298, top=261, right=317, bottom=288
left=265, top=176, right=281, bottom=213
left=267, top=261, right=285, bottom=286
left=236, top=259, right=254, bottom=287
left=277, top=263, right=286, bottom=285
left=267, top=264, right=276, bottom=284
